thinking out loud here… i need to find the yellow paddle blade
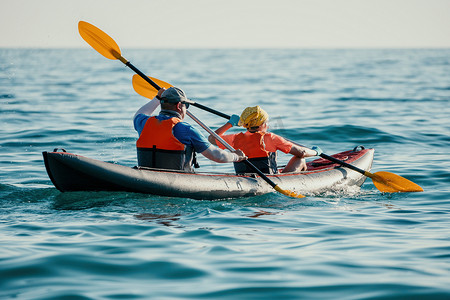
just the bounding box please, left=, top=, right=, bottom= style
left=78, top=21, right=122, bottom=60
left=132, top=74, right=173, bottom=99
left=369, top=171, right=423, bottom=193
left=274, top=185, right=305, bottom=198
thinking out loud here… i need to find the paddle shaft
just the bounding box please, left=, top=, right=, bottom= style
left=117, top=56, right=230, bottom=119
left=319, top=153, right=368, bottom=175
left=284, top=137, right=371, bottom=177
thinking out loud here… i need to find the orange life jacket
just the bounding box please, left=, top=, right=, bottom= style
left=136, top=116, right=195, bottom=172
left=137, top=117, right=185, bottom=150
left=232, top=132, right=278, bottom=174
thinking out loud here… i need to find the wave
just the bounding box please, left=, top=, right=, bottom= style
left=337, top=96, right=450, bottom=102
left=281, top=124, right=404, bottom=145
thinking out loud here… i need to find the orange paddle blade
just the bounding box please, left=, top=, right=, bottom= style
left=78, top=21, right=122, bottom=60
left=369, top=171, right=423, bottom=193
left=274, top=185, right=305, bottom=198
left=132, top=74, right=173, bottom=99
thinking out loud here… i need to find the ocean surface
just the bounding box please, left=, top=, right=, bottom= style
left=1, top=48, right=449, bottom=299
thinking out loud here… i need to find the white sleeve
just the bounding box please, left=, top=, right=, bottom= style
left=133, top=97, right=160, bottom=119
left=201, top=145, right=240, bottom=163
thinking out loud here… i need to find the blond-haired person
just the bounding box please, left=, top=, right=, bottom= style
left=208, top=106, right=321, bottom=174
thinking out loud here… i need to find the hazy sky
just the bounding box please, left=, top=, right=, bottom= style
left=1, top=0, right=449, bottom=48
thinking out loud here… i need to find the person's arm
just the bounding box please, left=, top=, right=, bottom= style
left=133, top=88, right=165, bottom=119
left=201, top=145, right=247, bottom=163
left=208, top=114, right=240, bottom=145
left=269, top=133, right=319, bottom=158
left=173, top=122, right=247, bottom=163
left=289, top=145, right=306, bottom=158
left=289, top=144, right=318, bottom=158
left=208, top=123, right=232, bottom=145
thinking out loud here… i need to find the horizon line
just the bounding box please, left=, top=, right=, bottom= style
left=1, top=46, right=450, bottom=50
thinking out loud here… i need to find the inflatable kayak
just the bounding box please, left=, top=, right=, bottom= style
left=43, top=146, right=374, bottom=200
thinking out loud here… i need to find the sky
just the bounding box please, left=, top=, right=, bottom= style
left=0, top=0, right=449, bottom=48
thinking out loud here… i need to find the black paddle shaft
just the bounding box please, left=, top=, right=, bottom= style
left=127, top=61, right=231, bottom=119
left=319, top=153, right=365, bottom=175
left=243, top=161, right=277, bottom=188
left=191, top=102, right=230, bottom=119
left=126, top=62, right=161, bottom=91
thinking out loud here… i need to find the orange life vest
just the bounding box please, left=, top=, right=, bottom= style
left=137, top=117, right=184, bottom=150
left=136, top=116, right=195, bottom=172
left=232, top=132, right=278, bottom=174
left=233, top=132, right=270, bottom=158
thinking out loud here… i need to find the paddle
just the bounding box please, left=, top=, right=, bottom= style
left=314, top=152, right=423, bottom=193
left=131, top=79, right=423, bottom=193
left=78, top=21, right=305, bottom=198
left=78, top=21, right=229, bottom=119
left=78, top=21, right=160, bottom=91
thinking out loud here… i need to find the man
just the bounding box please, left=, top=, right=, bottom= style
left=134, top=87, right=246, bottom=172
left=208, top=106, right=322, bottom=174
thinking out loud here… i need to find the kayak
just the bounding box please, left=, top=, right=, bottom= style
left=43, top=146, right=374, bottom=200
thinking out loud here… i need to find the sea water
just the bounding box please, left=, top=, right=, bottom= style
left=1, top=49, right=449, bottom=299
